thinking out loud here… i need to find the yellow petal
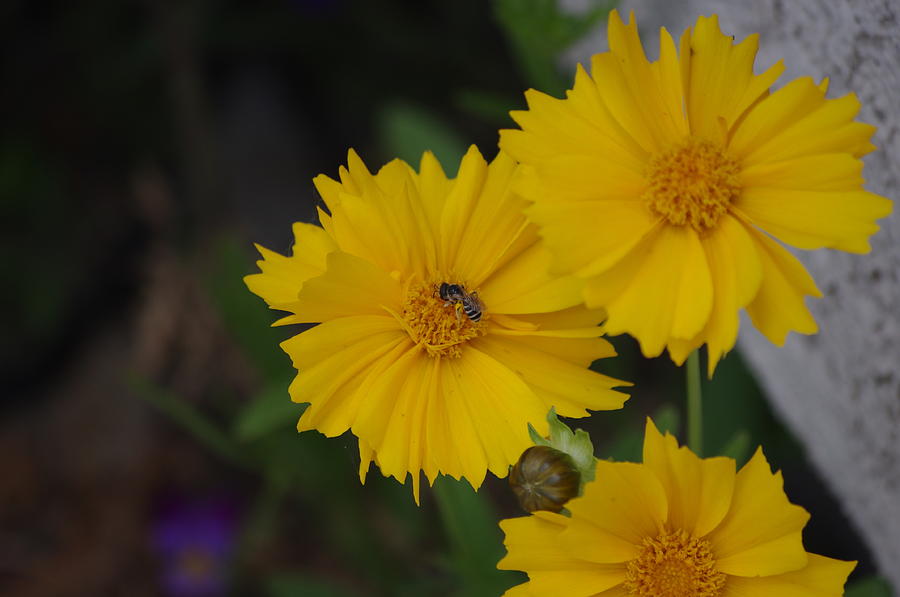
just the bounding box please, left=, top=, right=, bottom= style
left=504, top=83, right=645, bottom=171
left=526, top=199, right=658, bottom=279
left=292, top=251, right=403, bottom=322
left=567, top=460, right=667, bottom=548
left=244, top=223, right=338, bottom=307
left=707, top=448, right=810, bottom=577
left=514, top=334, right=615, bottom=367
left=285, top=319, right=408, bottom=437
left=439, top=145, right=489, bottom=274
left=741, top=224, right=821, bottom=346
left=735, top=186, right=891, bottom=254
left=740, top=153, right=863, bottom=192
left=501, top=584, right=534, bottom=597
left=312, top=172, right=343, bottom=212
left=653, top=26, right=690, bottom=139
left=319, top=151, right=440, bottom=277
left=589, top=47, right=656, bottom=152
left=735, top=91, right=876, bottom=164
left=499, top=512, right=575, bottom=571
left=587, top=225, right=713, bottom=356
left=421, top=357, right=454, bottom=485
left=518, top=568, right=625, bottom=597
left=683, top=16, right=783, bottom=140
left=607, top=10, right=687, bottom=147
left=414, top=150, right=451, bottom=231
left=281, top=315, right=402, bottom=370
left=692, top=214, right=763, bottom=375
left=445, top=346, right=550, bottom=480
left=491, top=306, right=619, bottom=365
left=500, top=512, right=627, bottom=597
left=565, top=63, right=647, bottom=170
left=722, top=554, right=856, bottom=597
left=560, top=500, right=641, bottom=563
left=480, top=243, right=585, bottom=314
left=507, top=304, right=606, bottom=330
left=474, top=334, right=628, bottom=418
left=527, top=155, right=646, bottom=202
left=451, top=151, right=537, bottom=285
left=642, top=418, right=736, bottom=538
left=729, top=78, right=825, bottom=161
left=435, top=356, right=489, bottom=487
left=352, top=345, right=428, bottom=489
left=358, top=438, right=374, bottom=484
left=330, top=190, right=411, bottom=273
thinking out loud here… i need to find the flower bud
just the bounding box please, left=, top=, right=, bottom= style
left=509, top=445, right=581, bottom=513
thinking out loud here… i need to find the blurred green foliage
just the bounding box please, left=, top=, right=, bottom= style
left=433, top=478, right=524, bottom=596
left=495, top=0, right=617, bottom=96
left=846, top=576, right=894, bottom=597
left=268, top=575, right=358, bottom=597
left=378, top=103, right=469, bottom=175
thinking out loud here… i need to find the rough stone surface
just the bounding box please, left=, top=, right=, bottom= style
left=562, top=0, right=900, bottom=588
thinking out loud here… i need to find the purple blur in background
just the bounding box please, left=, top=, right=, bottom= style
left=152, top=496, right=240, bottom=597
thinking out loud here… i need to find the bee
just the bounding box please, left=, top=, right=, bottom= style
left=508, top=445, right=581, bottom=513
left=438, top=282, right=483, bottom=322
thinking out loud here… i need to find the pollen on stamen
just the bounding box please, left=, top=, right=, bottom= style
left=401, top=281, right=486, bottom=358
left=623, top=529, right=725, bottom=597
left=644, top=137, right=741, bottom=232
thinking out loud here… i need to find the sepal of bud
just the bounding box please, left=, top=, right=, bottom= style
left=527, top=407, right=596, bottom=487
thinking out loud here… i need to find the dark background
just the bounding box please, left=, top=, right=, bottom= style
left=0, top=1, right=880, bottom=595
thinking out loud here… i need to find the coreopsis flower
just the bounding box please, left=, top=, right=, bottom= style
left=500, top=10, right=892, bottom=374
left=244, top=147, right=629, bottom=502
left=498, top=419, right=856, bottom=596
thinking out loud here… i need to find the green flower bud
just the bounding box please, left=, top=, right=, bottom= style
left=509, top=445, right=581, bottom=513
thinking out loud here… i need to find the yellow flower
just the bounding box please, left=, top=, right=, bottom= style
left=498, top=419, right=856, bottom=596
left=244, top=146, right=629, bottom=502
left=500, top=10, right=892, bottom=374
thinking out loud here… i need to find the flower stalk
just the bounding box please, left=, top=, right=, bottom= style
left=686, top=350, right=703, bottom=456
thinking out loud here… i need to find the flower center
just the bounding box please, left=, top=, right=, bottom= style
left=644, top=137, right=740, bottom=231
left=176, top=545, right=216, bottom=582
left=623, top=529, right=725, bottom=597
left=401, top=280, right=487, bottom=358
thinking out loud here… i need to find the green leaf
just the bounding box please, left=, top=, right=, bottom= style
left=454, top=89, right=519, bottom=126
left=378, top=102, right=468, bottom=175
left=493, top=0, right=617, bottom=95
left=718, top=430, right=752, bottom=466
left=234, top=381, right=304, bottom=442
left=845, top=576, right=893, bottom=597
left=652, top=403, right=680, bottom=437
left=267, top=574, right=359, bottom=597
left=432, top=476, right=522, bottom=597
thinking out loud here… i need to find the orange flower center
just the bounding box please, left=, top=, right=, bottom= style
left=644, top=137, right=740, bottom=231
left=623, top=529, right=725, bottom=597
left=401, top=280, right=487, bottom=358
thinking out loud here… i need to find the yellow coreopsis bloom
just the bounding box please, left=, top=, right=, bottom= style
left=245, top=147, right=629, bottom=502
left=500, top=11, right=892, bottom=374
left=498, top=419, right=856, bottom=596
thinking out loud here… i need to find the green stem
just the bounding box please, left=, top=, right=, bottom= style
left=686, top=351, right=703, bottom=456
